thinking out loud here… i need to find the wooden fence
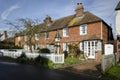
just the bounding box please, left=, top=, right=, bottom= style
left=0, top=49, right=64, bottom=63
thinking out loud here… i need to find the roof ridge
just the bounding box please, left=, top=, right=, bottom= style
left=37, top=11, right=90, bottom=26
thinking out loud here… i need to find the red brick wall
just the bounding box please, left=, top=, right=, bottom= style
left=15, top=37, right=18, bottom=46
left=102, top=23, right=108, bottom=41
left=95, top=51, right=102, bottom=62
left=15, top=21, right=110, bottom=51
left=15, top=36, right=24, bottom=47
left=61, top=22, right=102, bottom=42
left=15, top=35, right=37, bottom=47
left=116, top=40, right=120, bottom=61
left=117, top=40, right=120, bottom=53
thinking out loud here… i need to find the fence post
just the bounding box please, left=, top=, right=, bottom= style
left=51, top=54, right=54, bottom=63
left=62, top=54, right=64, bottom=63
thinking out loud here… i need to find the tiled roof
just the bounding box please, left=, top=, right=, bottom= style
left=74, top=11, right=102, bottom=25
left=16, top=11, right=105, bottom=36
left=35, top=11, right=102, bottom=32
left=115, top=1, right=120, bottom=10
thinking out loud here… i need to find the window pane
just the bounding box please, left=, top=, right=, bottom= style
left=80, top=42, right=84, bottom=51
left=80, top=24, right=87, bottom=35
left=63, top=43, right=68, bottom=51
left=63, top=28, right=68, bottom=37
left=18, top=36, right=21, bottom=42
left=35, top=34, right=39, bottom=40
left=45, top=32, right=49, bottom=39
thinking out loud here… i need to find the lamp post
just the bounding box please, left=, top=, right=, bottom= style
left=55, top=31, right=61, bottom=54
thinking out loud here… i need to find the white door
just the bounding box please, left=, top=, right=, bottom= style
left=80, top=40, right=101, bottom=59
left=87, top=41, right=95, bottom=59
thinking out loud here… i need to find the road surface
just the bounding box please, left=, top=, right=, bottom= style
left=0, top=60, right=98, bottom=80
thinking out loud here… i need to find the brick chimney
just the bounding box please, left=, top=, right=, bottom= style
left=75, top=3, right=84, bottom=17
left=4, top=31, right=7, bottom=39
left=44, top=15, right=52, bottom=26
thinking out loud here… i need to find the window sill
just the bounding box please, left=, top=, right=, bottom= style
left=45, top=38, right=49, bottom=40
left=80, top=34, right=87, bottom=36
left=63, top=36, right=69, bottom=37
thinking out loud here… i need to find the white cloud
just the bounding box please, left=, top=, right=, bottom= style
left=1, top=4, right=20, bottom=20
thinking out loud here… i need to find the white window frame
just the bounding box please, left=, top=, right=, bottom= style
left=80, top=24, right=87, bottom=35
left=55, top=38, right=60, bottom=42
left=63, top=28, right=69, bottom=37
left=18, top=36, right=21, bottom=42
left=63, top=42, right=69, bottom=51
left=80, top=42, right=84, bottom=51
left=97, top=41, right=101, bottom=51
left=35, top=34, right=39, bottom=40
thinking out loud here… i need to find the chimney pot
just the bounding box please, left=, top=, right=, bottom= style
left=77, top=3, right=79, bottom=5
left=44, top=15, right=52, bottom=26
left=80, top=3, right=82, bottom=5
left=75, top=3, right=84, bottom=17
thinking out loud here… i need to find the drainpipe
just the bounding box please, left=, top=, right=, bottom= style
left=101, top=22, right=103, bottom=40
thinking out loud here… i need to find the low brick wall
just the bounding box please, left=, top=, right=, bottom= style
left=95, top=51, right=102, bottom=62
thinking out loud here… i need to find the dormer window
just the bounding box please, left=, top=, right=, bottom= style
left=80, top=24, right=87, bottom=35
left=63, top=28, right=69, bottom=37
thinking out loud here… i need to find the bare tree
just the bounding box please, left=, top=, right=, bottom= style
left=7, top=18, right=41, bottom=52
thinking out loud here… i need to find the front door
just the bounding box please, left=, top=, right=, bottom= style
left=87, top=41, right=95, bottom=59
left=80, top=40, right=101, bottom=59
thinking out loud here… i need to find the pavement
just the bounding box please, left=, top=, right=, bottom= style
left=56, top=60, right=102, bottom=79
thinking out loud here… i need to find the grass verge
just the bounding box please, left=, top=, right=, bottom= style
left=102, top=62, right=120, bottom=80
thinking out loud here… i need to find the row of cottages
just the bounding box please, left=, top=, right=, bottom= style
left=116, top=1, right=120, bottom=56
left=15, top=3, right=114, bottom=62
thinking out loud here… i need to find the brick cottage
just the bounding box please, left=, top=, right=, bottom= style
left=15, top=3, right=114, bottom=62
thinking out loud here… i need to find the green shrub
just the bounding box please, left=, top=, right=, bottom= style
left=0, top=45, right=23, bottom=49
left=12, top=46, right=23, bottom=49
left=48, top=60, right=54, bottom=68
left=34, top=56, right=54, bottom=68
left=34, top=55, right=42, bottom=63
left=38, top=48, right=50, bottom=53
left=41, top=58, right=54, bottom=68
left=68, top=44, right=78, bottom=57
left=102, top=63, right=120, bottom=80
left=0, top=40, right=23, bottom=49
left=16, top=53, right=28, bottom=63
left=0, top=56, right=16, bottom=62
left=13, top=52, right=55, bottom=68
left=63, top=50, right=68, bottom=58
left=39, top=57, right=49, bottom=67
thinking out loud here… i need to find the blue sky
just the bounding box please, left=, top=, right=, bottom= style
left=0, top=0, right=119, bottom=36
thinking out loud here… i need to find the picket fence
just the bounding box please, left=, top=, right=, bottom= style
left=0, top=49, right=64, bottom=63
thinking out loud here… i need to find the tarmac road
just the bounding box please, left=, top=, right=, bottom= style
left=0, top=61, right=98, bottom=80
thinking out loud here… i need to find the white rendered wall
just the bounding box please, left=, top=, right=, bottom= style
left=116, top=10, right=120, bottom=35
